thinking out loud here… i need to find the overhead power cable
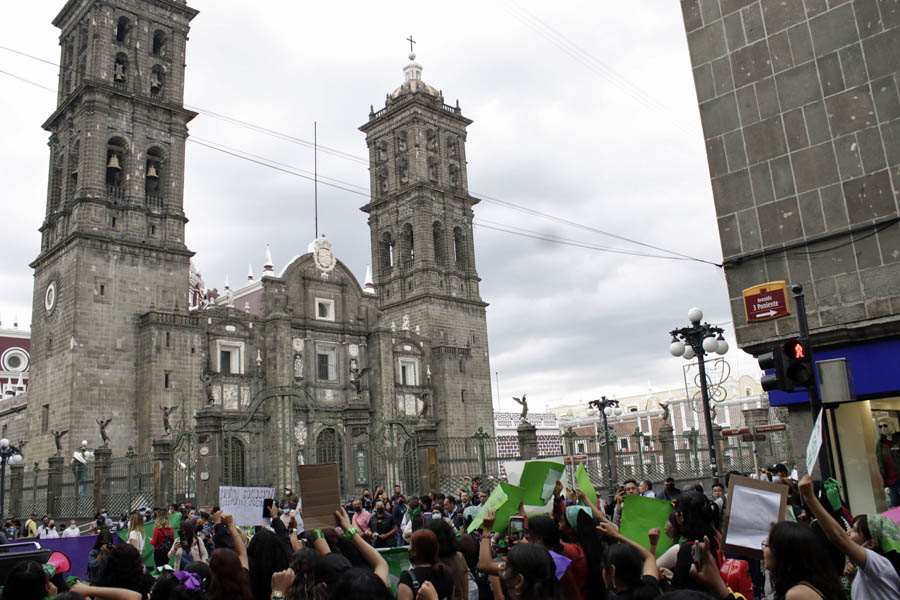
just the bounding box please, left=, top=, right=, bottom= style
left=0, top=50, right=721, bottom=266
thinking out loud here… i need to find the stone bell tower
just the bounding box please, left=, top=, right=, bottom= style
left=360, top=49, right=495, bottom=438
left=28, top=0, right=198, bottom=461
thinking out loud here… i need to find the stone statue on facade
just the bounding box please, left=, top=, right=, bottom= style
left=97, top=417, right=112, bottom=447
left=51, top=430, right=68, bottom=455
left=161, top=405, right=174, bottom=435
left=659, top=401, right=671, bottom=425
left=512, top=394, right=528, bottom=422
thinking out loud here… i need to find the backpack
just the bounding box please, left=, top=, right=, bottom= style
left=160, top=529, right=174, bottom=554
left=718, top=552, right=754, bottom=599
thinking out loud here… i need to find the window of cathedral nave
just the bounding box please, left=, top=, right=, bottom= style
left=316, top=344, right=338, bottom=381
left=315, top=298, right=335, bottom=322
left=399, top=358, right=418, bottom=386
left=215, top=341, right=245, bottom=375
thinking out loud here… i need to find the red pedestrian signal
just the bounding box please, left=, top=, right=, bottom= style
left=782, top=339, right=815, bottom=388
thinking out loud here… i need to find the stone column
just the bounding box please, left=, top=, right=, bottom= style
left=46, top=455, right=64, bottom=518
left=152, top=438, right=173, bottom=508
left=415, top=421, right=439, bottom=495
left=517, top=421, right=538, bottom=460
left=195, top=407, right=225, bottom=507
left=658, top=424, right=676, bottom=477
left=93, top=446, right=112, bottom=512
left=9, top=463, right=23, bottom=519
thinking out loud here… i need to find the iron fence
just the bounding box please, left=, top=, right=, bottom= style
left=106, top=453, right=154, bottom=515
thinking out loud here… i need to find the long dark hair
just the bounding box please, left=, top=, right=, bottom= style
left=574, top=508, right=608, bottom=600
left=1, top=560, right=47, bottom=600
left=328, top=567, right=393, bottom=600
left=505, top=543, right=563, bottom=600
left=247, top=528, right=290, bottom=600
left=178, top=520, right=195, bottom=552
left=92, top=529, right=113, bottom=550
left=604, top=543, right=657, bottom=600
left=526, top=516, right=563, bottom=553
left=768, top=522, right=844, bottom=600
left=423, top=518, right=458, bottom=559
left=97, top=544, right=146, bottom=593
left=208, top=548, right=253, bottom=600
left=287, top=548, right=322, bottom=600
left=674, top=490, right=717, bottom=542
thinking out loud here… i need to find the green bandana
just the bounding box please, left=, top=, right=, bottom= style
left=409, top=505, right=422, bottom=520
left=566, top=505, right=591, bottom=529
left=867, top=515, right=900, bottom=554
left=823, top=478, right=843, bottom=512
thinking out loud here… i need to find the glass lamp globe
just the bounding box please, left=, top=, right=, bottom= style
left=10, top=454, right=21, bottom=464
left=717, top=338, right=729, bottom=354
left=669, top=340, right=685, bottom=357
left=702, top=336, right=719, bottom=353
left=683, top=345, right=696, bottom=360
left=604, top=406, right=612, bottom=417
left=688, top=307, right=703, bottom=323
left=614, top=406, right=623, bottom=416
left=0, top=439, right=8, bottom=450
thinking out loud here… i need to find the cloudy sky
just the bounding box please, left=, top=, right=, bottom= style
left=0, top=1, right=763, bottom=412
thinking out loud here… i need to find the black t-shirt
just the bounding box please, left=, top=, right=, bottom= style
left=398, top=566, right=454, bottom=600
left=372, top=511, right=396, bottom=546
left=673, top=537, right=719, bottom=591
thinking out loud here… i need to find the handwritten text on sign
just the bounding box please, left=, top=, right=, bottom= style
left=742, top=281, right=791, bottom=323
left=219, top=486, right=274, bottom=526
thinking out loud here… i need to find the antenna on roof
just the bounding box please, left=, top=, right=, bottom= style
left=314, top=121, right=318, bottom=240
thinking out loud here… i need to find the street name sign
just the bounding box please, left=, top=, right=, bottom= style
left=743, top=281, right=791, bottom=322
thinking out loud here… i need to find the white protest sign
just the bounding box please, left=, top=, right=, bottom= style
left=806, top=409, right=823, bottom=476
left=219, top=486, right=275, bottom=526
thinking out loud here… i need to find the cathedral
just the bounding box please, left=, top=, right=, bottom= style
left=22, top=0, right=495, bottom=496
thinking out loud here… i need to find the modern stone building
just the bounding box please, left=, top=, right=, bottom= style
left=681, top=0, right=900, bottom=510
left=22, top=0, right=495, bottom=498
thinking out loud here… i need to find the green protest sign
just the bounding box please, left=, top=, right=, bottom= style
left=619, top=494, right=674, bottom=558
left=467, top=482, right=524, bottom=533
left=575, top=464, right=597, bottom=508
left=519, top=461, right=566, bottom=506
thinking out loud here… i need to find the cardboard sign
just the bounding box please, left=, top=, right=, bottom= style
left=219, top=486, right=275, bottom=527
left=619, top=494, right=675, bottom=558
left=297, top=462, right=341, bottom=530
left=723, top=475, right=788, bottom=559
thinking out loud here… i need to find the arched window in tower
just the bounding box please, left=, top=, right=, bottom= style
left=67, top=140, right=79, bottom=204
left=427, top=157, right=438, bottom=182
left=227, top=436, right=246, bottom=486
left=64, top=44, right=74, bottom=93
left=115, top=17, right=130, bottom=43
left=105, top=138, right=126, bottom=193
left=453, top=227, right=467, bottom=270
left=380, top=232, right=394, bottom=274
left=50, top=151, right=63, bottom=212
left=397, top=129, right=408, bottom=152
left=433, top=221, right=446, bottom=266
left=401, top=223, right=414, bottom=267
left=150, top=65, right=165, bottom=97
left=448, top=164, right=459, bottom=189
left=152, top=30, right=167, bottom=57
left=145, top=147, right=164, bottom=203
left=398, top=158, right=409, bottom=186
left=113, top=54, right=128, bottom=87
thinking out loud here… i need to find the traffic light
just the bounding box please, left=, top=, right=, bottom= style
left=783, top=338, right=815, bottom=388
left=758, top=348, right=789, bottom=392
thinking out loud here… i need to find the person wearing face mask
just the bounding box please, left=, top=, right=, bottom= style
left=38, top=518, right=59, bottom=539
left=371, top=500, right=397, bottom=548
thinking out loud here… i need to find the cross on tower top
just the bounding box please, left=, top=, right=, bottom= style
left=406, top=35, right=416, bottom=53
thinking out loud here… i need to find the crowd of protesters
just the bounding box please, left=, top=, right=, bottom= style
left=2, top=468, right=900, bottom=600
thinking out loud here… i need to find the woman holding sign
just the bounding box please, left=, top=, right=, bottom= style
left=799, top=475, right=900, bottom=599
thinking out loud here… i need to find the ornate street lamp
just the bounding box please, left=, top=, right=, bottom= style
left=0, top=438, right=23, bottom=522
left=587, top=396, right=622, bottom=502
left=669, top=307, right=728, bottom=481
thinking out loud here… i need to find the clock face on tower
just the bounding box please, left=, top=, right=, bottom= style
left=44, top=281, right=57, bottom=314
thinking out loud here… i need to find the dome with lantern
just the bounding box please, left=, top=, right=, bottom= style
left=391, top=52, right=442, bottom=100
